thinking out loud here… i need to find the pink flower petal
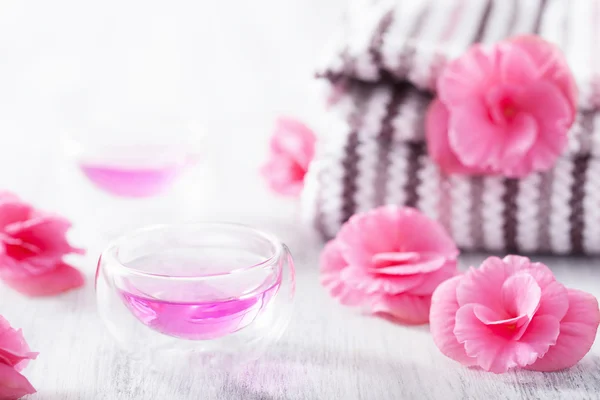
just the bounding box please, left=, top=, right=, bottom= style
left=516, top=82, right=572, bottom=134
left=1, top=262, right=85, bottom=297
left=0, top=316, right=36, bottom=399
left=510, top=82, right=572, bottom=176
left=271, top=117, right=316, bottom=169
left=430, top=276, right=477, bottom=366
left=0, top=329, right=35, bottom=373
left=500, top=114, right=538, bottom=168
left=392, top=208, right=458, bottom=255
left=319, top=206, right=459, bottom=324
left=320, top=240, right=347, bottom=275
left=456, top=257, right=508, bottom=310
left=320, top=241, right=368, bottom=307
left=371, top=253, right=447, bottom=275
left=517, top=314, right=561, bottom=360
left=340, top=266, right=425, bottom=295
left=527, top=289, right=600, bottom=372
left=534, top=280, right=569, bottom=321
left=472, top=304, right=535, bottom=342
left=370, top=293, right=431, bottom=324
left=433, top=254, right=592, bottom=373
left=1, top=237, right=40, bottom=257
left=371, top=251, right=420, bottom=265
left=448, top=100, right=504, bottom=168
left=260, top=157, right=305, bottom=197
left=438, top=44, right=497, bottom=105
left=0, top=363, right=36, bottom=400
left=510, top=35, right=578, bottom=116
left=479, top=85, right=540, bottom=173
left=455, top=304, right=560, bottom=373
left=0, top=202, right=31, bottom=231
left=4, top=215, right=84, bottom=271
left=454, top=304, right=510, bottom=372
left=472, top=305, right=527, bottom=326
left=335, top=287, right=369, bottom=307
left=408, top=263, right=458, bottom=296
left=0, top=195, right=83, bottom=297
left=425, top=99, right=484, bottom=175
left=339, top=206, right=458, bottom=261
left=501, top=256, right=570, bottom=321
left=498, top=42, right=538, bottom=86
left=457, top=255, right=565, bottom=318
left=336, top=207, right=402, bottom=266
left=0, top=317, right=37, bottom=371
left=429, top=35, right=576, bottom=177
left=261, top=116, right=315, bottom=197
left=0, top=348, right=35, bottom=374
left=501, top=272, right=541, bottom=320
left=503, top=255, right=551, bottom=282
left=0, top=192, right=20, bottom=203
left=322, top=273, right=368, bottom=307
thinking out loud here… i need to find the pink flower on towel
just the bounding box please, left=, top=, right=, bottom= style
left=261, top=117, right=316, bottom=197
left=426, top=35, right=578, bottom=177
left=430, top=255, right=600, bottom=373
left=0, top=191, right=85, bottom=296
left=320, top=206, right=459, bottom=324
left=0, top=315, right=37, bottom=399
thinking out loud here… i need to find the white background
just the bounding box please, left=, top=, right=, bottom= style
left=0, top=0, right=345, bottom=221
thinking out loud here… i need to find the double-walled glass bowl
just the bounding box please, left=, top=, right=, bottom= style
left=95, top=223, right=295, bottom=370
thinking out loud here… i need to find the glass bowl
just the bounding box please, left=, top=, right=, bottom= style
left=95, top=223, right=295, bottom=371
left=57, top=108, right=211, bottom=239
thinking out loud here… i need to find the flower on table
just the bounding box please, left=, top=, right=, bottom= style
left=430, top=255, right=600, bottom=373
left=426, top=35, right=578, bottom=177
left=320, top=205, right=459, bottom=324
left=0, top=315, right=37, bottom=399
left=261, top=117, right=316, bottom=197
left=0, top=191, right=85, bottom=296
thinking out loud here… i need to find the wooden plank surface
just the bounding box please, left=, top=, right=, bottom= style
left=2, top=239, right=599, bottom=399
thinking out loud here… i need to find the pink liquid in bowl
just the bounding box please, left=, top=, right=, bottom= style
left=120, top=284, right=278, bottom=340
left=117, top=249, right=281, bottom=340
left=79, top=162, right=184, bottom=198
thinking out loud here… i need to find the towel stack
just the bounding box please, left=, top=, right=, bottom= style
left=303, top=0, right=600, bottom=254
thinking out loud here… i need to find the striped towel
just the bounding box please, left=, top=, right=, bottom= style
left=303, top=0, right=600, bottom=254
left=320, top=0, right=600, bottom=110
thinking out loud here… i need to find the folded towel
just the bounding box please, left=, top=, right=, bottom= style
left=303, top=80, right=600, bottom=254
left=303, top=0, right=600, bottom=254
left=320, top=0, right=600, bottom=111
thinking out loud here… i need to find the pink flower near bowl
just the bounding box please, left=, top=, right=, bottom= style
left=426, top=35, right=578, bottom=177
left=430, top=255, right=600, bottom=373
left=261, top=117, right=316, bottom=197
left=0, top=191, right=85, bottom=296
left=320, top=205, right=459, bottom=324
left=0, top=315, right=37, bottom=399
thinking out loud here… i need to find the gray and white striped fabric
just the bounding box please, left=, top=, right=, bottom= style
left=320, top=0, right=600, bottom=111
left=303, top=0, right=600, bottom=254
left=302, top=81, right=598, bottom=254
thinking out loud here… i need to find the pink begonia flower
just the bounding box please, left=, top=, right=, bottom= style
left=320, top=206, right=459, bottom=324
left=430, top=255, right=600, bottom=374
left=426, top=35, right=578, bottom=178
left=261, top=117, right=316, bottom=197
left=0, top=191, right=85, bottom=296
left=0, top=316, right=37, bottom=399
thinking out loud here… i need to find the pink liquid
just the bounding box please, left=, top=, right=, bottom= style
left=79, top=163, right=183, bottom=198
left=119, top=282, right=279, bottom=340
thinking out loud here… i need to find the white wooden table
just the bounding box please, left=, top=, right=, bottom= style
left=3, top=232, right=600, bottom=400
left=0, top=1, right=599, bottom=399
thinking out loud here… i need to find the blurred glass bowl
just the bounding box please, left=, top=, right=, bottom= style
left=58, top=108, right=209, bottom=238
